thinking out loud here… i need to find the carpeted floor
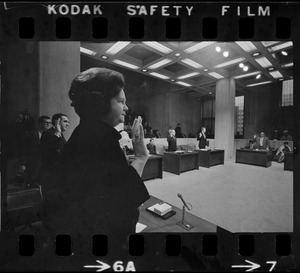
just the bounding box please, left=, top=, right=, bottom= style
left=144, top=160, right=293, bottom=233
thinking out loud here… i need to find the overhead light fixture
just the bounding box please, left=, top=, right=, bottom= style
left=223, top=51, right=229, bottom=57
left=80, top=47, right=97, bottom=56
left=252, top=52, right=261, bottom=57
left=233, top=71, right=260, bottom=79
left=268, top=41, right=293, bottom=52
left=105, top=42, right=130, bottom=55
left=256, top=74, right=261, bottom=79
left=177, top=81, right=192, bottom=87
left=184, top=42, right=215, bottom=53
left=178, top=72, right=200, bottom=80
left=281, top=51, right=288, bottom=56
left=246, top=81, right=272, bottom=87
left=142, top=42, right=173, bottom=54
left=268, top=67, right=275, bottom=71
left=170, top=79, right=175, bottom=82
left=214, top=58, right=245, bottom=68
left=235, top=41, right=257, bottom=52
left=269, top=70, right=283, bottom=79
left=239, top=63, right=244, bottom=68
left=175, top=53, right=181, bottom=57
left=243, top=66, right=249, bottom=72
left=181, top=58, right=203, bottom=68
left=261, top=41, right=280, bottom=47
left=255, top=57, right=273, bottom=68
left=101, top=55, right=108, bottom=59
left=208, top=72, right=224, bottom=79
left=148, top=58, right=172, bottom=69
left=279, top=78, right=284, bottom=81
left=112, top=59, right=139, bottom=69
left=149, top=72, right=170, bottom=80
left=209, top=92, right=212, bottom=94
left=281, top=62, right=293, bottom=68
left=203, top=68, right=209, bottom=72
left=215, top=46, right=221, bottom=52
left=142, top=69, right=148, bottom=72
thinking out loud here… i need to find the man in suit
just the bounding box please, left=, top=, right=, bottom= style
left=40, top=113, right=69, bottom=194
left=255, top=132, right=270, bottom=150
left=18, top=115, right=52, bottom=186
left=167, top=129, right=177, bottom=151
left=146, top=138, right=157, bottom=155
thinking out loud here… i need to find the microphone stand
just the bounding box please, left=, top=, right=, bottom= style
left=176, top=204, right=194, bottom=231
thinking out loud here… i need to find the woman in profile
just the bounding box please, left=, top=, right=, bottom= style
left=43, top=67, right=149, bottom=260
left=197, top=127, right=207, bottom=149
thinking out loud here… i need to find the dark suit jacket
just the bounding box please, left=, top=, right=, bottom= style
left=255, top=136, right=270, bottom=149
left=43, top=119, right=150, bottom=255
left=167, top=136, right=177, bottom=151
left=146, top=143, right=156, bottom=154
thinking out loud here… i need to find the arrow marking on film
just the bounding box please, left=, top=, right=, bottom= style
left=231, top=260, right=260, bottom=272
left=84, top=260, right=111, bottom=272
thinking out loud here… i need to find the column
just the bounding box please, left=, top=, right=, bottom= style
left=39, top=42, right=80, bottom=140
left=214, top=78, right=236, bottom=161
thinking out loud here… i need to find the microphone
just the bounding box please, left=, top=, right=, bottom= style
left=177, top=193, right=191, bottom=210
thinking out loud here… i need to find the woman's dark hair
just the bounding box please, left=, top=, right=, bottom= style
left=69, top=67, right=125, bottom=118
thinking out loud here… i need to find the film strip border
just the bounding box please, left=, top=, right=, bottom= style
left=0, top=3, right=297, bottom=40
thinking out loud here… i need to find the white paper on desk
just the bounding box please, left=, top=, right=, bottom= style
left=136, top=222, right=147, bottom=233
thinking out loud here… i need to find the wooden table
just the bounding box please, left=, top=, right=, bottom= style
left=236, top=149, right=272, bottom=167
left=139, top=196, right=217, bottom=232
left=163, top=151, right=199, bottom=175
left=197, top=149, right=224, bottom=168
left=284, top=152, right=293, bottom=171
left=128, top=155, right=163, bottom=181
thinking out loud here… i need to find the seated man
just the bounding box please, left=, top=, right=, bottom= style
left=276, top=141, right=292, bottom=163
left=245, top=139, right=255, bottom=150
left=280, top=130, right=293, bottom=141
left=255, top=132, right=270, bottom=150
left=146, top=138, right=157, bottom=155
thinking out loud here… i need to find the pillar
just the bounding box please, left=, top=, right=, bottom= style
left=39, top=42, right=80, bottom=140
left=214, top=78, right=236, bottom=160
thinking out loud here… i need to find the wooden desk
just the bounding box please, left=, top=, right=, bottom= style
left=236, top=149, right=272, bottom=167
left=163, top=152, right=199, bottom=175
left=197, top=149, right=224, bottom=168
left=139, top=196, right=217, bottom=232
left=284, top=152, right=293, bottom=171
left=128, top=155, right=163, bottom=181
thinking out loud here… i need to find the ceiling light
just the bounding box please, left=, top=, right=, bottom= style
left=181, top=58, right=203, bottom=68
left=203, top=68, right=209, bottom=72
left=215, top=46, right=221, bottom=52
left=268, top=41, right=293, bottom=52
left=148, top=58, right=172, bottom=69
left=178, top=72, right=200, bottom=80
left=281, top=62, right=293, bottom=68
left=269, top=71, right=283, bottom=79
left=235, top=41, right=257, bottom=52
left=279, top=78, right=284, bottom=81
left=209, top=92, right=212, bottom=94
left=184, top=42, right=215, bottom=53
left=268, top=67, right=275, bottom=71
left=149, top=72, right=170, bottom=80
left=112, top=59, right=139, bottom=69
left=142, top=69, right=148, bottom=72
left=214, top=57, right=245, bottom=68
left=246, top=81, right=272, bottom=87
left=243, top=66, right=249, bottom=72
left=233, top=71, right=260, bottom=79
left=239, top=63, right=244, bottom=68
left=223, top=51, right=229, bottom=57
left=256, top=74, right=261, bottom=79
left=252, top=52, right=260, bottom=57
left=281, top=51, right=288, bottom=56
left=177, top=81, right=192, bottom=87
left=255, top=57, right=273, bottom=68
left=143, top=42, right=173, bottom=54
left=101, top=55, right=108, bottom=59
left=170, top=79, right=175, bottom=82
left=208, top=72, right=224, bottom=79
left=80, top=47, right=97, bottom=56
left=175, top=53, right=181, bottom=57
left=261, top=41, right=280, bottom=47
left=106, top=42, right=130, bottom=55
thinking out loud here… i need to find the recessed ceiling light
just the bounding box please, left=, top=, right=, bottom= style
left=268, top=41, right=293, bottom=52
left=148, top=59, right=172, bottom=69
left=175, top=53, right=181, bottom=57
left=112, top=59, right=139, bottom=69
left=279, top=78, right=284, bottom=81
left=106, top=42, right=130, bottom=55
left=256, top=74, right=261, bottom=79
left=214, top=57, right=245, bottom=68
left=178, top=72, right=200, bottom=80
left=101, top=55, right=108, bottom=59
left=223, top=51, right=229, bottom=57
left=243, top=66, right=249, bottom=72
left=281, top=51, right=288, bottom=56
left=80, top=47, right=97, bottom=56
left=281, top=62, right=293, bottom=68
left=215, top=46, right=221, bottom=52
left=270, top=70, right=283, bottom=79
left=255, top=57, right=273, bottom=68
left=246, top=81, right=272, bottom=87
left=142, top=69, right=148, bottom=72
left=268, top=67, right=275, bottom=71
left=208, top=72, right=224, bottom=79
left=184, top=42, right=215, bottom=53
left=142, top=42, right=173, bottom=54
left=181, top=58, right=203, bottom=68
left=233, top=71, right=260, bottom=79
left=203, top=68, right=209, bottom=72
left=235, top=41, right=257, bottom=52
left=170, top=79, right=175, bottom=82
left=239, top=63, right=244, bottom=68
left=149, top=72, right=170, bottom=80
left=252, top=52, right=260, bottom=57
left=177, top=81, right=192, bottom=87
